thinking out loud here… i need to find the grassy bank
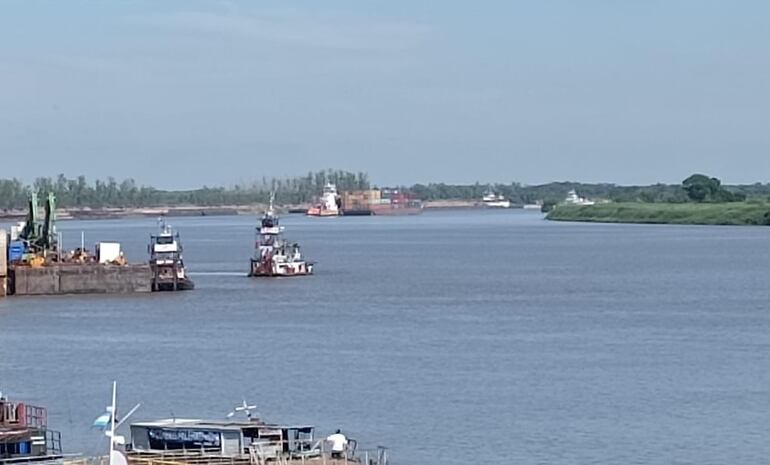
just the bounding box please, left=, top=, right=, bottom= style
left=546, top=202, right=770, bottom=226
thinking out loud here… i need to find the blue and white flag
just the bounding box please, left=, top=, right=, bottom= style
left=93, top=410, right=112, bottom=428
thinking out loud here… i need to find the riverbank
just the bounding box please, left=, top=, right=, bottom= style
left=0, top=201, right=527, bottom=221
left=546, top=202, right=770, bottom=226
left=0, top=205, right=270, bottom=221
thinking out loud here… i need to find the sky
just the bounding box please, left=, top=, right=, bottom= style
left=1, top=1, right=769, bottom=189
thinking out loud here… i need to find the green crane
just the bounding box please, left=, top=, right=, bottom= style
left=19, top=192, right=58, bottom=256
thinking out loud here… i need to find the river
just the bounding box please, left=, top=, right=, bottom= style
left=1, top=210, right=769, bottom=464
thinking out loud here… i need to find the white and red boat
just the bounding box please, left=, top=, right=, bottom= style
left=250, top=194, right=314, bottom=277
left=306, top=183, right=340, bottom=217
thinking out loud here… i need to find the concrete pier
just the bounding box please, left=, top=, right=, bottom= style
left=9, top=264, right=152, bottom=296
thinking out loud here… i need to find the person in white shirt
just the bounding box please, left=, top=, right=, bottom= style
left=326, top=429, right=348, bottom=459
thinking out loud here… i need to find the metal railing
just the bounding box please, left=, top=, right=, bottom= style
left=119, top=440, right=390, bottom=465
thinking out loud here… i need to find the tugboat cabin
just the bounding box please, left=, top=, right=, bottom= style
left=128, top=419, right=318, bottom=459
left=0, top=395, right=62, bottom=465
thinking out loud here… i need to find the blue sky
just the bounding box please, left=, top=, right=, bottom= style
left=1, top=1, right=768, bottom=188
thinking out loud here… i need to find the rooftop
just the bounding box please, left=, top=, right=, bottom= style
left=130, top=419, right=314, bottom=431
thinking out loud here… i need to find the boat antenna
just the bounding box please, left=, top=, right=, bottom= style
left=268, top=192, right=275, bottom=215
left=226, top=399, right=257, bottom=420
left=158, top=216, right=170, bottom=233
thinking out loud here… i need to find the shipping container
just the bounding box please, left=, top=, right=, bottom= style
left=96, top=242, right=122, bottom=263
left=8, top=240, right=25, bottom=264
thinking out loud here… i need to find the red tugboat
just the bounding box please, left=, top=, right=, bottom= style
left=0, top=392, right=63, bottom=464
left=249, top=194, right=314, bottom=277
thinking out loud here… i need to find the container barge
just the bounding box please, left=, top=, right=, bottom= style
left=339, top=189, right=423, bottom=216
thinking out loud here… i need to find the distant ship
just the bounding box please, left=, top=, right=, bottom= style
left=564, top=189, right=595, bottom=206
left=306, top=183, right=340, bottom=217
left=482, top=191, right=511, bottom=208
left=370, top=189, right=423, bottom=215
left=338, top=188, right=423, bottom=216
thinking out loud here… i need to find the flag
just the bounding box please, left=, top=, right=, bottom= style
left=93, top=411, right=112, bottom=428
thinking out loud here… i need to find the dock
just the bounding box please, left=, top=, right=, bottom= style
left=8, top=264, right=152, bottom=296
left=1, top=192, right=158, bottom=298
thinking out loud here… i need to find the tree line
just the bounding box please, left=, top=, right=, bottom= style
left=1, top=171, right=768, bottom=211
left=0, top=170, right=370, bottom=210
left=410, top=174, right=760, bottom=205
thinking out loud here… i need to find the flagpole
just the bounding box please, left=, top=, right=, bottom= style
left=110, top=381, right=117, bottom=465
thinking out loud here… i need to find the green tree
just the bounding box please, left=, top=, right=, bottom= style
left=682, top=174, right=723, bottom=202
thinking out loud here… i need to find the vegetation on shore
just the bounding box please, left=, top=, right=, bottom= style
left=546, top=175, right=770, bottom=226
left=547, top=201, right=770, bottom=226
left=0, top=170, right=370, bottom=210
left=3, top=170, right=770, bottom=213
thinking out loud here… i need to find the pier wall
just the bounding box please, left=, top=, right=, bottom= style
left=0, top=230, right=7, bottom=297
left=10, top=264, right=152, bottom=296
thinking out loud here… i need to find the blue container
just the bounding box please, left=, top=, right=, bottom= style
left=8, top=241, right=25, bottom=263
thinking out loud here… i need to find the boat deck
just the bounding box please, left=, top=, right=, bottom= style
left=64, top=455, right=368, bottom=465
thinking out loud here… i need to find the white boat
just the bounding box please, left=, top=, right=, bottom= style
left=148, top=219, right=194, bottom=291
left=564, top=189, right=595, bottom=206
left=250, top=194, right=313, bottom=277
left=482, top=191, right=511, bottom=208
left=307, top=183, right=340, bottom=217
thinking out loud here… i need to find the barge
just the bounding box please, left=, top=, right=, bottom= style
left=1, top=193, right=153, bottom=297
left=339, top=189, right=423, bottom=216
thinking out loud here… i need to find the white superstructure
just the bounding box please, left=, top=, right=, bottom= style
left=482, top=191, right=511, bottom=208
left=564, top=189, right=595, bottom=206
left=321, top=183, right=339, bottom=212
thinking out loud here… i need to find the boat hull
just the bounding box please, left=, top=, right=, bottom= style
left=370, top=206, right=423, bottom=216
left=306, top=207, right=339, bottom=217
left=150, top=264, right=195, bottom=291
left=483, top=201, right=511, bottom=208
left=153, top=278, right=195, bottom=291
left=340, top=209, right=373, bottom=216
left=248, top=258, right=314, bottom=277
